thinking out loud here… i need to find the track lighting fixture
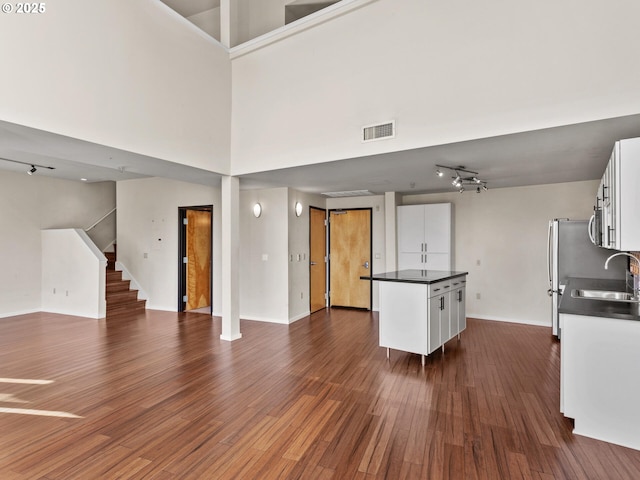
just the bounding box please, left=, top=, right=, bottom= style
left=436, top=164, right=488, bottom=193
left=0, top=157, right=55, bottom=175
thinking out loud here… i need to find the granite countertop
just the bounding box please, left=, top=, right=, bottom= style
left=360, top=269, right=468, bottom=285
left=559, top=277, right=640, bottom=321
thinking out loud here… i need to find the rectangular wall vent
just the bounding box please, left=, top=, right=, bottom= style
left=362, top=121, right=395, bottom=142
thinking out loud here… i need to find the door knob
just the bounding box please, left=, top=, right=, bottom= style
left=363, top=261, right=369, bottom=269
left=310, top=261, right=317, bottom=265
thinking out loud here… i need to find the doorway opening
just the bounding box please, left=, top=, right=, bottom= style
left=328, top=208, right=372, bottom=310
left=309, top=206, right=327, bottom=313
left=178, top=206, right=213, bottom=314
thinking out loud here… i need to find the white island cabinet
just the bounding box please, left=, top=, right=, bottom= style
left=372, top=270, right=468, bottom=366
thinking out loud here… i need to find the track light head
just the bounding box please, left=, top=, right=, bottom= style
left=436, top=164, right=488, bottom=193
left=27, top=165, right=37, bottom=175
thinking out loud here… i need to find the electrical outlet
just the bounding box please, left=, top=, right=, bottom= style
left=476, top=292, right=481, bottom=300
left=476, top=259, right=481, bottom=266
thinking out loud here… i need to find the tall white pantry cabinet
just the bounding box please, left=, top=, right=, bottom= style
left=397, top=203, right=452, bottom=271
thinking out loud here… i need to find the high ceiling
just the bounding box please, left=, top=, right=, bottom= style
left=1, top=3, right=639, bottom=193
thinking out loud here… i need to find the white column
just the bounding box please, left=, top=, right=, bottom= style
left=220, top=0, right=230, bottom=47
left=385, top=191, right=400, bottom=272
left=221, top=175, right=242, bottom=341
left=220, top=0, right=237, bottom=48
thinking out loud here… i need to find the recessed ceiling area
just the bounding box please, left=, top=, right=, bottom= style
left=1, top=115, right=639, bottom=193
left=0, top=120, right=222, bottom=186
left=236, top=114, right=640, bottom=195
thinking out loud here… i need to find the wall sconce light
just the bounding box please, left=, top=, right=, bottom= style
left=295, top=201, right=303, bottom=217
left=253, top=203, right=262, bottom=218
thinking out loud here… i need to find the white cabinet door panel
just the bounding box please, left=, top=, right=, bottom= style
left=428, top=296, right=441, bottom=354
left=397, top=205, right=425, bottom=253
left=425, top=204, right=451, bottom=253
left=398, top=252, right=423, bottom=270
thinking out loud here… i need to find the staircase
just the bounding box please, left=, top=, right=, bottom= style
left=105, top=251, right=146, bottom=318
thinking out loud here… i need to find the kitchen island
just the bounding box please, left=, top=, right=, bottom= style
left=559, top=277, right=640, bottom=451
left=363, top=270, right=468, bottom=366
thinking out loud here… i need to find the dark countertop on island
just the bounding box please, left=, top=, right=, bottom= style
left=559, top=277, right=640, bottom=321
left=361, top=269, right=468, bottom=285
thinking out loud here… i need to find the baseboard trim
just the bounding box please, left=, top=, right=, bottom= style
left=289, top=311, right=311, bottom=324
left=241, top=315, right=289, bottom=325
left=0, top=308, right=41, bottom=319
left=220, top=333, right=243, bottom=341
left=467, top=314, right=550, bottom=328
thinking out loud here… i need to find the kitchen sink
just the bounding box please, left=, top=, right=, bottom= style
left=571, top=289, right=639, bottom=303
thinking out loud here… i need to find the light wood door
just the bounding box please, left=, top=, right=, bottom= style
left=186, top=209, right=211, bottom=311
left=309, top=207, right=327, bottom=313
left=329, top=209, right=371, bottom=309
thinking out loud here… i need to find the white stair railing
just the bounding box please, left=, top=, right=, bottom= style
left=84, top=207, right=116, bottom=252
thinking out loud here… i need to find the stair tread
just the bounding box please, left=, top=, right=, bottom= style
left=104, top=256, right=144, bottom=318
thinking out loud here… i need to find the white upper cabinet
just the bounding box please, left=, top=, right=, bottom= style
left=397, top=203, right=452, bottom=270
left=597, top=137, right=640, bottom=251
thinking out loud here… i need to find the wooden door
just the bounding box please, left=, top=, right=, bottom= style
left=329, top=209, right=371, bottom=309
left=186, top=209, right=211, bottom=311
left=309, top=207, right=327, bottom=313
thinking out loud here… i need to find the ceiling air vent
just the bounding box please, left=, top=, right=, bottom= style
left=362, top=121, right=395, bottom=142
left=322, top=190, right=375, bottom=198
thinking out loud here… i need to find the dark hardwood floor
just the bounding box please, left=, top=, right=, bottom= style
left=1, top=309, right=639, bottom=479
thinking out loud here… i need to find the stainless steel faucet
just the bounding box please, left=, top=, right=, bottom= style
left=605, top=252, right=640, bottom=297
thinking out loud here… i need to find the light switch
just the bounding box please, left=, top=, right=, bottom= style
left=262, top=254, right=268, bottom=261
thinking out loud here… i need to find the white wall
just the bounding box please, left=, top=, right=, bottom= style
left=231, top=0, right=640, bottom=175
left=41, top=229, right=106, bottom=319
left=116, top=177, right=222, bottom=312
left=326, top=195, right=386, bottom=310
left=0, top=171, right=116, bottom=318
left=288, top=189, right=326, bottom=321
left=403, top=181, right=599, bottom=326
left=0, top=0, right=231, bottom=174
left=239, top=187, right=325, bottom=324
left=239, top=188, right=289, bottom=322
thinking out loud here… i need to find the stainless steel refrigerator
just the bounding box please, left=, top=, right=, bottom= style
left=547, top=219, right=626, bottom=338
